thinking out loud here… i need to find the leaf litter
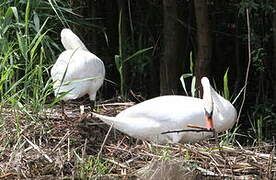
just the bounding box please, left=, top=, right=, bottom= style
left=0, top=98, right=275, bottom=179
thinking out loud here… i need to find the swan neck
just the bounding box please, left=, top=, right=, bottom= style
left=202, top=82, right=213, bottom=113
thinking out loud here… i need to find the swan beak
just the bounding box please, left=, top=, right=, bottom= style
left=205, top=115, right=214, bottom=130
left=204, top=109, right=214, bottom=130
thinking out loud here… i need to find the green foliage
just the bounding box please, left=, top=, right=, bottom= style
left=0, top=0, right=82, bottom=114
left=76, top=156, right=112, bottom=179
left=180, top=52, right=231, bottom=100
left=115, top=10, right=153, bottom=98
left=239, top=0, right=275, bottom=15
left=180, top=52, right=196, bottom=97
left=180, top=73, right=195, bottom=96
left=252, top=48, right=265, bottom=73
left=0, top=4, right=51, bottom=113
left=223, top=68, right=229, bottom=100
left=239, top=0, right=259, bottom=14
left=248, top=104, right=276, bottom=144
left=220, top=125, right=240, bottom=146
left=147, top=143, right=174, bottom=160
left=237, top=0, right=275, bottom=145
left=158, top=148, right=173, bottom=161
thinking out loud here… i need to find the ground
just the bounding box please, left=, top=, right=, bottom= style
left=0, top=98, right=275, bottom=179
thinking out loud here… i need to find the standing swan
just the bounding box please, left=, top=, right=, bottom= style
left=92, top=77, right=237, bottom=144
left=51, top=28, right=105, bottom=117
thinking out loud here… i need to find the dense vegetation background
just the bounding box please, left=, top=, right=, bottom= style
left=1, top=0, right=276, bottom=144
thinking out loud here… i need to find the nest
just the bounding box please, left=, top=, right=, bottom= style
left=0, top=99, right=275, bottom=179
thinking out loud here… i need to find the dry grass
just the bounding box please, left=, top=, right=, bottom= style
left=0, top=99, right=275, bottom=179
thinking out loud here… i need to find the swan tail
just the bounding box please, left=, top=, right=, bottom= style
left=92, top=112, right=116, bottom=126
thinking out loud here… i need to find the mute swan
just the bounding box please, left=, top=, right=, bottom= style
left=51, top=28, right=105, bottom=117
left=92, top=77, right=237, bottom=144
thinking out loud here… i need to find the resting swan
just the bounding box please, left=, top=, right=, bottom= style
left=93, top=77, right=237, bottom=143
left=51, top=28, right=105, bottom=117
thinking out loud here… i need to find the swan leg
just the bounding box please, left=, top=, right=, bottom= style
left=88, top=91, right=97, bottom=112
left=61, top=101, right=69, bottom=120
left=90, top=100, right=96, bottom=112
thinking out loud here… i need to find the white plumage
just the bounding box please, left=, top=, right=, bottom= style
left=60, top=28, right=88, bottom=51
left=51, top=28, right=105, bottom=106
left=93, top=77, right=237, bottom=144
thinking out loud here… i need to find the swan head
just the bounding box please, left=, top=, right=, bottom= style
left=201, top=77, right=214, bottom=130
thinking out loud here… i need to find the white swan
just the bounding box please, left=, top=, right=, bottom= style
left=51, top=28, right=105, bottom=116
left=92, top=77, right=237, bottom=144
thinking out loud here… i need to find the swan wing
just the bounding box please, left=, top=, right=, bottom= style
left=115, top=96, right=206, bottom=135
left=51, top=50, right=105, bottom=100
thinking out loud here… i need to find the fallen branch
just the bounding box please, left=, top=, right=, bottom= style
left=161, top=124, right=214, bottom=134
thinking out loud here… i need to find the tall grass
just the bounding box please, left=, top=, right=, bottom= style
left=76, top=156, right=112, bottom=179
left=1, top=5, right=48, bottom=114
left=180, top=52, right=196, bottom=97
left=248, top=104, right=276, bottom=145
left=0, top=0, right=79, bottom=115
left=115, top=10, right=153, bottom=98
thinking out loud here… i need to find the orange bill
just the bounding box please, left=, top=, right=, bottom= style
left=205, top=115, right=214, bottom=130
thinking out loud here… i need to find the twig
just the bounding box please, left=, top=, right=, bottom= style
left=52, top=130, right=71, bottom=152
left=23, top=135, right=53, bottom=163
left=196, top=166, right=229, bottom=177
left=267, top=137, right=275, bottom=179
left=104, top=158, right=129, bottom=169
left=214, top=131, right=234, bottom=176
left=0, top=173, right=16, bottom=179
left=67, top=136, right=70, bottom=162
left=80, top=105, right=85, bottom=114
left=237, top=8, right=252, bottom=123
left=161, top=125, right=213, bottom=134
left=161, top=129, right=213, bottom=134
left=187, top=124, right=210, bottom=129
left=97, top=123, right=114, bottom=159
left=97, top=102, right=134, bottom=107
left=123, top=156, right=140, bottom=165
left=82, top=138, right=88, bottom=159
